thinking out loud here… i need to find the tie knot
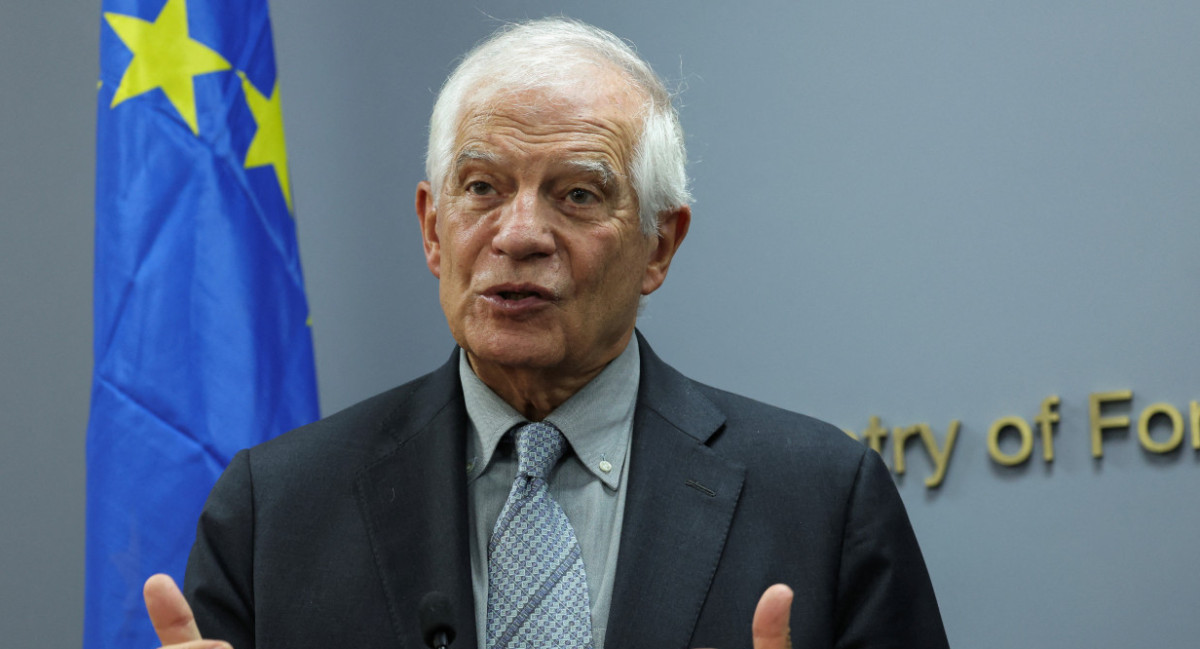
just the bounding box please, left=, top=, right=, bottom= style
left=514, top=421, right=566, bottom=480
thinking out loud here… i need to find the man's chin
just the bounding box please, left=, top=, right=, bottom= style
left=460, top=332, right=566, bottom=373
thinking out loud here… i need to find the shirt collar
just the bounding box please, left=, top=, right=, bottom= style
left=460, top=336, right=640, bottom=490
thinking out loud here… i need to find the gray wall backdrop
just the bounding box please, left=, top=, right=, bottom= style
left=2, top=1, right=1197, bottom=647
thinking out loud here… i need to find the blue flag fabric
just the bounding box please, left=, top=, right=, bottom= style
left=86, top=1, right=319, bottom=647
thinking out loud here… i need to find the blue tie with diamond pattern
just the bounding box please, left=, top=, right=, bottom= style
left=485, top=421, right=594, bottom=649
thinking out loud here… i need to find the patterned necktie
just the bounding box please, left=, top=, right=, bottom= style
left=486, top=421, right=594, bottom=649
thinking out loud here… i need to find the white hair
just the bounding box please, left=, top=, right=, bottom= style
left=425, top=17, right=691, bottom=236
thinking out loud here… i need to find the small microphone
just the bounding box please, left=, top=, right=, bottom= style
left=418, top=591, right=456, bottom=649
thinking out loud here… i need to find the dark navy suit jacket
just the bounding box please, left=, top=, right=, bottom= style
left=185, top=334, right=949, bottom=648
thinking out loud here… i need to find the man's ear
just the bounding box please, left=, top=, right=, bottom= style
left=641, top=205, right=691, bottom=296
left=416, top=181, right=441, bottom=278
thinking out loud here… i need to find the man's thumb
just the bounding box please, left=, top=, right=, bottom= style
left=144, top=574, right=203, bottom=646
left=752, top=583, right=794, bottom=649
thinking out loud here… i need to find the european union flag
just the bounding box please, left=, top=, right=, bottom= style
left=86, top=1, right=319, bottom=647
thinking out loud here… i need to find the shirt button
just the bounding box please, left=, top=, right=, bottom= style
left=598, top=460, right=613, bottom=473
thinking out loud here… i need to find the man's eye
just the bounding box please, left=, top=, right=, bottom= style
left=466, top=181, right=494, bottom=196
left=567, top=188, right=598, bottom=205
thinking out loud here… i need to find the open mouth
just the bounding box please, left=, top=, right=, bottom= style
left=498, top=291, right=539, bottom=301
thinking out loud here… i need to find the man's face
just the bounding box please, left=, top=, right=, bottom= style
left=417, top=71, right=685, bottom=385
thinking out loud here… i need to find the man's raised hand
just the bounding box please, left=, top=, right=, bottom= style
left=752, top=584, right=794, bottom=649
left=143, top=574, right=230, bottom=649
left=695, top=583, right=794, bottom=649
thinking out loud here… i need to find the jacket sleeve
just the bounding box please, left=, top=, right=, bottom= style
left=184, top=449, right=257, bottom=649
left=834, top=448, right=950, bottom=649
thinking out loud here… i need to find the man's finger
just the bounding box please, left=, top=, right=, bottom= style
left=752, top=583, right=794, bottom=649
left=143, top=573, right=204, bottom=647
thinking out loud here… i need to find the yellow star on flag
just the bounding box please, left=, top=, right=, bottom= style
left=105, top=0, right=231, bottom=135
left=239, top=72, right=294, bottom=212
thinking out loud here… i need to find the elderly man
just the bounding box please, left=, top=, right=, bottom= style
left=144, top=17, right=948, bottom=649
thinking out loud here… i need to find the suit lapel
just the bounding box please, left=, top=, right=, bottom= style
left=354, top=351, right=478, bottom=649
left=606, top=335, right=746, bottom=649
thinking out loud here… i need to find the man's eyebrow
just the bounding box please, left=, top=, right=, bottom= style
left=452, top=148, right=500, bottom=175
left=452, top=149, right=617, bottom=186
left=566, top=158, right=615, bottom=186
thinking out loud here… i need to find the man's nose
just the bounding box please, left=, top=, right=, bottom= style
left=492, top=189, right=555, bottom=260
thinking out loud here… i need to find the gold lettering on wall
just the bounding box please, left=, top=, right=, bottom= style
left=1138, top=402, right=1184, bottom=453
left=892, top=424, right=924, bottom=475
left=852, top=417, right=959, bottom=488
left=924, top=421, right=959, bottom=488
left=1191, top=401, right=1200, bottom=449
left=1034, top=395, right=1060, bottom=462
left=862, top=415, right=888, bottom=454
left=1089, top=390, right=1133, bottom=458
left=845, top=389, right=1197, bottom=490
left=987, top=416, right=1032, bottom=466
